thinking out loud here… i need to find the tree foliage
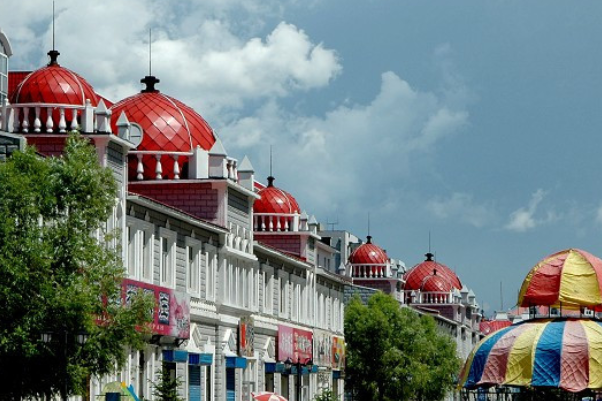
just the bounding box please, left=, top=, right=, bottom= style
left=345, top=292, right=460, bottom=401
left=0, top=133, right=154, bottom=400
left=314, top=389, right=340, bottom=401
left=152, top=366, right=184, bottom=401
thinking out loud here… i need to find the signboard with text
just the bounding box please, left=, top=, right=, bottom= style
left=123, top=278, right=190, bottom=339
left=278, top=325, right=313, bottom=363
left=313, top=329, right=333, bottom=367
left=332, top=336, right=345, bottom=369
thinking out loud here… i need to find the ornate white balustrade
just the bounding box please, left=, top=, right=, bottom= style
left=404, top=290, right=455, bottom=305
left=1, top=98, right=111, bottom=135
left=253, top=212, right=312, bottom=232
left=349, top=263, right=391, bottom=278
left=226, top=222, right=252, bottom=254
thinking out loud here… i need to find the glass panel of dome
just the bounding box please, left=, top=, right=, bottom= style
left=0, top=42, right=5, bottom=55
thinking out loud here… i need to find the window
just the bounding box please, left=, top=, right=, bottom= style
left=205, top=247, right=217, bottom=302
left=0, top=53, right=7, bottom=103
left=262, top=266, right=274, bottom=314
left=292, top=281, right=299, bottom=321
left=279, top=275, right=288, bottom=317
left=159, top=228, right=176, bottom=287
left=126, top=217, right=154, bottom=282
left=186, top=238, right=202, bottom=297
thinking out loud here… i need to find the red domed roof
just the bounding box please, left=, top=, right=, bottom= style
left=111, top=76, right=216, bottom=180
left=11, top=51, right=99, bottom=106
left=404, top=253, right=462, bottom=292
left=253, top=176, right=301, bottom=215
left=420, top=274, right=453, bottom=292
left=349, top=236, right=389, bottom=265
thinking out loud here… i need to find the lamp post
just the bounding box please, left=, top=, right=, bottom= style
left=41, top=330, right=88, bottom=401
left=285, top=357, right=313, bottom=401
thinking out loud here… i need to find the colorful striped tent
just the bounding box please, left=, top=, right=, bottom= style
left=518, top=249, right=602, bottom=310
left=459, top=319, right=602, bottom=392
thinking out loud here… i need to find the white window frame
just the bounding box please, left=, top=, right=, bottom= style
left=279, top=274, right=289, bottom=318
left=159, top=227, right=176, bottom=288
left=126, top=217, right=154, bottom=283
left=185, top=237, right=202, bottom=297
left=205, top=245, right=217, bottom=302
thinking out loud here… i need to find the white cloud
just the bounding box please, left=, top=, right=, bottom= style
left=1, top=2, right=471, bottom=226
left=426, top=193, right=495, bottom=228
left=505, top=189, right=557, bottom=232
left=1, top=1, right=340, bottom=116
left=221, top=70, right=471, bottom=215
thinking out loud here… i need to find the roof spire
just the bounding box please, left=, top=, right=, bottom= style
left=149, top=28, right=152, bottom=76
left=425, top=252, right=434, bottom=261
left=141, top=28, right=160, bottom=93
left=267, top=145, right=275, bottom=186
left=47, top=1, right=60, bottom=66
left=141, top=75, right=160, bottom=93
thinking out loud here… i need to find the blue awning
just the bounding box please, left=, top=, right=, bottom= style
left=188, top=353, right=213, bottom=366
left=225, top=356, right=247, bottom=369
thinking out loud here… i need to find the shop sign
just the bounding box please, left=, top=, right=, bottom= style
left=239, top=316, right=255, bottom=357
left=332, top=336, right=345, bottom=369
left=278, top=325, right=313, bottom=362
left=122, top=278, right=190, bottom=339
left=313, top=329, right=333, bottom=367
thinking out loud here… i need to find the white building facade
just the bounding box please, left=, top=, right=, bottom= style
left=0, top=26, right=346, bottom=401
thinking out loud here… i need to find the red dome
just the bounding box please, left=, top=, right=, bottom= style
left=11, top=52, right=99, bottom=106
left=404, top=253, right=462, bottom=292
left=349, top=236, right=389, bottom=265
left=110, top=76, right=216, bottom=180
left=253, top=176, right=301, bottom=215
left=420, top=274, right=453, bottom=292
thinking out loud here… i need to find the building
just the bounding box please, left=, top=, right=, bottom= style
left=0, top=26, right=346, bottom=401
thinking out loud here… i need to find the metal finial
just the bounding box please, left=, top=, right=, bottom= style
left=52, top=1, right=55, bottom=51
left=47, top=1, right=60, bottom=66
left=270, top=145, right=273, bottom=177
left=149, top=28, right=152, bottom=76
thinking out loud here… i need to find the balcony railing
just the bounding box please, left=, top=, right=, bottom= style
left=348, top=263, right=391, bottom=279
left=2, top=99, right=111, bottom=135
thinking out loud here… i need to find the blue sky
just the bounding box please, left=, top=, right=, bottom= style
left=3, top=0, right=602, bottom=316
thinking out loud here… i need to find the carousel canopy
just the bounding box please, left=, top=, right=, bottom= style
left=459, top=318, right=602, bottom=393
left=518, top=248, right=602, bottom=310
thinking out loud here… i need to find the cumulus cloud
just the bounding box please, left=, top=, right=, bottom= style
left=426, top=193, right=496, bottom=228
left=505, top=189, right=558, bottom=232
left=1, top=0, right=340, bottom=116
left=221, top=70, right=471, bottom=214
left=1, top=0, right=472, bottom=225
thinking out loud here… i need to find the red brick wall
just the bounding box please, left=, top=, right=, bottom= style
left=26, top=136, right=67, bottom=157
left=353, top=280, right=392, bottom=294
left=255, top=234, right=302, bottom=257
left=129, top=182, right=220, bottom=222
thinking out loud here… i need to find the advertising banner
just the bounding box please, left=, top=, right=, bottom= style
left=313, top=329, right=333, bottom=367
left=332, top=336, right=345, bottom=370
left=123, top=278, right=190, bottom=339
left=239, top=316, right=255, bottom=357
left=278, top=325, right=313, bottom=363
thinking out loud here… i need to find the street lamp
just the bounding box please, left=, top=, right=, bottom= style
left=41, top=330, right=88, bottom=401
left=285, top=357, right=313, bottom=401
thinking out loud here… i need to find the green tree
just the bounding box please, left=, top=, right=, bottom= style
left=152, top=366, right=184, bottom=401
left=0, top=133, right=154, bottom=400
left=314, top=389, right=340, bottom=401
left=344, top=291, right=460, bottom=401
